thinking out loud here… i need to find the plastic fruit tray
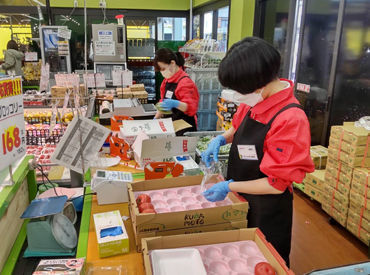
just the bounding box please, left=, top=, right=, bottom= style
left=134, top=184, right=232, bottom=213
left=150, top=240, right=268, bottom=275
left=193, top=241, right=267, bottom=275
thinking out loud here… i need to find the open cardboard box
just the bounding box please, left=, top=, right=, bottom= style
left=141, top=228, right=294, bottom=275
left=128, top=175, right=249, bottom=250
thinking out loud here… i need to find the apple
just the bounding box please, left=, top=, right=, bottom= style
left=255, top=262, right=276, bottom=275
left=136, top=194, right=151, bottom=206
left=138, top=203, right=155, bottom=213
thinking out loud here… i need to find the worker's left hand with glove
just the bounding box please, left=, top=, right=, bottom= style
left=203, top=179, right=234, bottom=202
left=160, top=99, right=180, bottom=111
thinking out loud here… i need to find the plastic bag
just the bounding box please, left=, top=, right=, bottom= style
left=199, top=161, right=223, bottom=193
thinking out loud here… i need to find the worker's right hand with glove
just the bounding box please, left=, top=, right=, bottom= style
left=201, top=135, right=226, bottom=167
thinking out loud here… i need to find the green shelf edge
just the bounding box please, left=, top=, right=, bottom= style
left=76, top=186, right=92, bottom=258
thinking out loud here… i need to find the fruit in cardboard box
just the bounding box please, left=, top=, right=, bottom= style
left=136, top=194, right=151, bottom=205
left=255, top=262, right=276, bottom=275
left=138, top=203, right=155, bottom=213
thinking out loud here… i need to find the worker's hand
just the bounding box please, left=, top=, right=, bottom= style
left=161, top=99, right=180, bottom=111
left=201, top=135, right=226, bottom=167
left=203, top=180, right=233, bottom=202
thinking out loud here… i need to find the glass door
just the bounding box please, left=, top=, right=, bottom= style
left=293, top=0, right=340, bottom=145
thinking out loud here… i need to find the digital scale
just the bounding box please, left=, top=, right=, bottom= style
left=91, top=170, right=133, bottom=205
left=21, top=196, right=78, bottom=257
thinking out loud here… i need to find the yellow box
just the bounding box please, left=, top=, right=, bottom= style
left=346, top=218, right=369, bottom=246
left=351, top=178, right=370, bottom=199
left=328, top=147, right=370, bottom=168
left=329, top=136, right=369, bottom=158
left=349, top=202, right=370, bottom=221
left=304, top=169, right=325, bottom=190
left=352, top=168, right=370, bottom=186
left=322, top=202, right=347, bottom=227
left=324, top=173, right=351, bottom=197
left=348, top=208, right=370, bottom=232
left=304, top=183, right=323, bottom=203
left=322, top=193, right=348, bottom=216
left=330, top=124, right=370, bottom=147
left=310, top=145, right=328, bottom=169
left=323, top=184, right=349, bottom=206
left=349, top=189, right=370, bottom=211
left=326, top=158, right=353, bottom=178
left=93, top=210, right=129, bottom=258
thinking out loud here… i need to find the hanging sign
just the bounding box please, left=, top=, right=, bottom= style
left=39, top=63, right=50, bottom=92
left=25, top=52, right=38, bottom=62
left=58, top=28, right=72, bottom=40
left=0, top=77, right=26, bottom=171
left=297, top=83, right=311, bottom=93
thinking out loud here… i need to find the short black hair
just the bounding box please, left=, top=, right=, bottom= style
left=218, top=37, right=281, bottom=94
left=7, top=40, right=18, bottom=50
left=154, top=48, right=185, bottom=71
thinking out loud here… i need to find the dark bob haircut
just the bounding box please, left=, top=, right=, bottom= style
left=218, top=37, right=281, bottom=94
left=154, top=48, right=185, bottom=71
left=7, top=40, right=18, bottom=51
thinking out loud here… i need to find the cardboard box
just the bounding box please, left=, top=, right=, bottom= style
left=141, top=228, right=293, bottom=275
left=328, top=147, right=370, bottom=168
left=349, top=202, right=370, bottom=221
left=133, top=220, right=247, bottom=251
left=351, top=178, right=370, bottom=199
left=310, top=145, right=328, bottom=169
left=352, top=168, right=370, bottom=186
left=304, top=169, right=325, bottom=190
left=33, top=258, right=85, bottom=274
left=130, top=83, right=145, bottom=91
left=93, top=210, right=129, bottom=258
left=326, top=157, right=354, bottom=177
left=346, top=218, right=369, bottom=246
left=324, top=173, right=351, bottom=197
left=128, top=175, right=249, bottom=249
left=322, top=202, right=347, bottom=227
left=321, top=193, right=348, bottom=216
left=329, top=136, right=369, bottom=158
left=132, top=133, right=198, bottom=167
left=303, top=183, right=323, bottom=203
left=323, top=185, right=349, bottom=206
left=350, top=189, right=370, bottom=211
left=120, top=118, right=176, bottom=145
left=330, top=124, right=370, bottom=147
left=348, top=208, right=370, bottom=232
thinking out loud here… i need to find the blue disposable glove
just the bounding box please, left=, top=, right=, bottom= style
left=201, top=135, right=226, bottom=167
left=161, top=99, right=180, bottom=111
left=203, top=180, right=234, bottom=202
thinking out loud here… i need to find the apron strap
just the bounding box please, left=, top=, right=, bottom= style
left=267, top=103, right=303, bottom=127
left=166, top=75, right=190, bottom=85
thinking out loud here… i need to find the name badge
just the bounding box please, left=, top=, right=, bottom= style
left=165, top=90, right=174, bottom=99
left=237, top=145, right=258, bottom=160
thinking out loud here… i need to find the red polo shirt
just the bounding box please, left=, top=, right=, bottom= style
left=231, top=79, right=315, bottom=192
left=160, top=69, right=199, bottom=117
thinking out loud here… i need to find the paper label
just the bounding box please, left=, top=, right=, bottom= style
left=165, top=90, right=173, bottom=99
left=98, top=30, right=113, bottom=42
left=112, top=70, right=122, bottom=86
left=25, top=52, right=38, bottom=61
left=83, top=74, right=96, bottom=88
left=237, top=145, right=258, bottom=160
left=94, top=41, right=115, bottom=56
left=39, top=63, right=50, bottom=92
left=95, top=73, right=106, bottom=88
left=122, top=70, right=133, bottom=87
left=0, top=77, right=26, bottom=171
left=58, top=28, right=72, bottom=40
left=57, top=41, right=70, bottom=56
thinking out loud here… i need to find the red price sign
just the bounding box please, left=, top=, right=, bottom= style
left=2, top=126, right=21, bottom=155
left=0, top=77, right=26, bottom=171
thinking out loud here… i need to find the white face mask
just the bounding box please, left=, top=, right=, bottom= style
left=221, top=88, right=264, bottom=107
left=161, top=64, right=175, bottom=79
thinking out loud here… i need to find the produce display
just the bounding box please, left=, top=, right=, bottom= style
left=24, top=110, right=74, bottom=124
left=190, top=240, right=269, bottom=274
left=196, top=136, right=231, bottom=155
left=23, top=61, right=41, bottom=81
left=26, top=144, right=56, bottom=174
left=134, top=184, right=231, bottom=213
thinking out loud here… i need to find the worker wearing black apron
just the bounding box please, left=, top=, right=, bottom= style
left=201, top=37, right=314, bottom=267
left=154, top=48, right=199, bottom=136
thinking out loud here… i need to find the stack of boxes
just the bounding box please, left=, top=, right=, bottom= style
left=50, top=85, right=86, bottom=107
left=322, top=123, right=370, bottom=231
left=216, top=98, right=238, bottom=131
left=293, top=145, right=327, bottom=199
left=116, top=84, right=148, bottom=104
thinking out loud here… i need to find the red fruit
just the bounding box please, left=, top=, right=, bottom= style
left=136, top=194, right=151, bottom=206
left=138, top=203, right=154, bottom=213
left=255, top=262, right=276, bottom=275
left=141, top=208, right=156, bottom=214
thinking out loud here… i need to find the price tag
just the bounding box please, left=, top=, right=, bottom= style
left=112, top=70, right=123, bottom=86
left=58, top=28, right=72, bottom=40
left=83, top=74, right=96, bottom=88
left=39, top=63, right=50, bottom=92
left=95, top=73, right=106, bottom=88
left=25, top=52, right=38, bottom=61
left=55, top=74, right=68, bottom=87
left=122, top=70, right=133, bottom=87
left=0, top=77, right=26, bottom=171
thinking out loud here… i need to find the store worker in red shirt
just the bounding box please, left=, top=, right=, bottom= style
left=201, top=37, right=315, bottom=266
left=154, top=48, right=199, bottom=136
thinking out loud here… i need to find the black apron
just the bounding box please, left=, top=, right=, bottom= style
left=164, top=76, right=197, bottom=136
left=227, top=103, right=303, bottom=267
